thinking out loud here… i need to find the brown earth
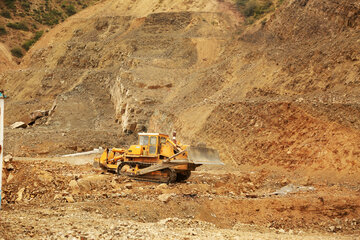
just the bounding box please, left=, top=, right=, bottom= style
left=0, top=0, right=359, bottom=167
left=0, top=0, right=360, bottom=238
left=1, top=157, right=359, bottom=239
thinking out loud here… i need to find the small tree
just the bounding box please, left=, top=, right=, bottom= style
left=7, top=22, right=29, bottom=31
left=243, top=0, right=258, bottom=17
left=11, top=48, right=24, bottom=58
left=0, top=11, right=12, bottom=19
left=0, top=26, right=6, bottom=36
left=22, top=31, right=44, bottom=51
left=65, top=4, right=76, bottom=16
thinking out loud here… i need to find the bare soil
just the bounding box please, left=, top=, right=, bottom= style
left=0, top=0, right=360, bottom=239
left=1, top=157, right=359, bottom=239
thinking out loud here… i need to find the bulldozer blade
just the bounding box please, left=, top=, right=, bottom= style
left=187, top=147, right=223, bottom=165
left=93, top=158, right=107, bottom=170
left=93, top=160, right=100, bottom=168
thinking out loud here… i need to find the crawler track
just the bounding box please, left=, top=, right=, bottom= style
left=117, top=162, right=177, bottom=183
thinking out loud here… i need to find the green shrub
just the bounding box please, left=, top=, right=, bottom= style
left=4, top=0, right=16, bottom=10
left=45, top=0, right=50, bottom=9
left=22, top=40, right=33, bottom=51
left=21, top=1, right=31, bottom=12
left=34, top=30, right=43, bottom=40
left=243, top=0, right=258, bottom=17
left=236, top=0, right=248, bottom=7
left=0, top=26, right=7, bottom=35
left=33, top=9, right=63, bottom=26
left=11, top=48, right=24, bottom=58
left=1, top=10, right=12, bottom=19
left=7, top=22, right=29, bottom=31
left=236, top=0, right=274, bottom=24
left=65, top=4, right=76, bottom=16
left=22, top=31, right=43, bottom=51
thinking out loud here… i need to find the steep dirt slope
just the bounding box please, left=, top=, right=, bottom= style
left=0, top=0, right=359, bottom=180
left=0, top=43, right=15, bottom=72
left=0, top=0, right=240, bottom=155
left=1, top=1, right=360, bottom=238
left=151, top=0, right=360, bottom=169
left=150, top=0, right=360, bottom=177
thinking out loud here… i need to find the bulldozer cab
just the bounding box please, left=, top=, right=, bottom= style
left=138, top=133, right=167, bottom=156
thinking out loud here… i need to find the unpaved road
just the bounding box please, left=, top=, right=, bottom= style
left=1, top=157, right=359, bottom=239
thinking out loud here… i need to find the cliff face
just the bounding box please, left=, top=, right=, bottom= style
left=1, top=0, right=360, bottom=175
left=0, top=0, right=238, bottom=155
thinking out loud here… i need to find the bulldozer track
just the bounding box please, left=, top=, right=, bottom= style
left=117, top=162, right=177, bottom=183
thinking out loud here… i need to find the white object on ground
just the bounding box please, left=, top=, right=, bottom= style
left=61, top=147, right=103, bottom=157
left=270, top=184, right=315, bottom=196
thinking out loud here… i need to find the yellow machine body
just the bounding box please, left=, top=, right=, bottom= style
left=94, top=132, right=223, bottom=183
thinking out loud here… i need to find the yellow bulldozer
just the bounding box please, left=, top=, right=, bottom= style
left=94, top=132, right=223, bottom=183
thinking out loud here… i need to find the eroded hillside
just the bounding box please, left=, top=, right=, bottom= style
left=0, top=0, right=359, bottom=176
left=0, top=0, right=240, bottom=156
left=1, top=0, right=360, bottom=239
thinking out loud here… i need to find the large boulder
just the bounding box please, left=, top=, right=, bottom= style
left=4, top=154, right=13, bottom=163
left=37, top=171, right=54, bottom=183
left=69, top=180, right=80, bottom=194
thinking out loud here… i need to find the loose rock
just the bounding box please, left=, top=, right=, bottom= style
left=10, top=121, right=27, bottom=129
left=65, top=195, right=75, bottom=203
left=69, top=180, right=80, bottom=193
left=6, top=173, right=14, bottom=183
left=158, top=193, right=174, bottom=203
left=38, top=171, right=54, bottom=183
left=16, top=187, right=25, bottom=202
left=156, top=183, right=168, bottom=189
left=54, top=194, right=62, bottom=200
left=6, top=163, right=15, bottom=171
left=4, top=154, right=13, bottom=163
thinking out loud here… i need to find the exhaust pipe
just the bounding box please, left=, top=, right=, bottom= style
left=172, top=131, right=177, bottom=144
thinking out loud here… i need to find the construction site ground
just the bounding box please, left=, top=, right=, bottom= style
left=1, top=0, right=360, bottom=239
left=1, top=156, right=359, bottom=239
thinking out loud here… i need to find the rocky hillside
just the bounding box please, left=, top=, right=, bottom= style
left=1, top=0, right=360, bottom=176
left=0, top=0, right=241, bottom=156
left=0, top=0, right=99, bottom=70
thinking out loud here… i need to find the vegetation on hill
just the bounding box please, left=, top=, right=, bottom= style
left=0, top=0, right=100, bottom=59
left=236, top=0, right=285, bottom=24
left=10, top=47, right=23, bottom=58
left=0, top=26, right=7, bottom=35
left=22, top=31, right=44, bottom=51
left=7, top=22, right=29, bottom=31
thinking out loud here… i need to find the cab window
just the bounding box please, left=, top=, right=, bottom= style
left=150, top=136, right=157, bottom=145
left=139, top=136, right=148, bottom=145
left=149, top=136, right=157, bottom=154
